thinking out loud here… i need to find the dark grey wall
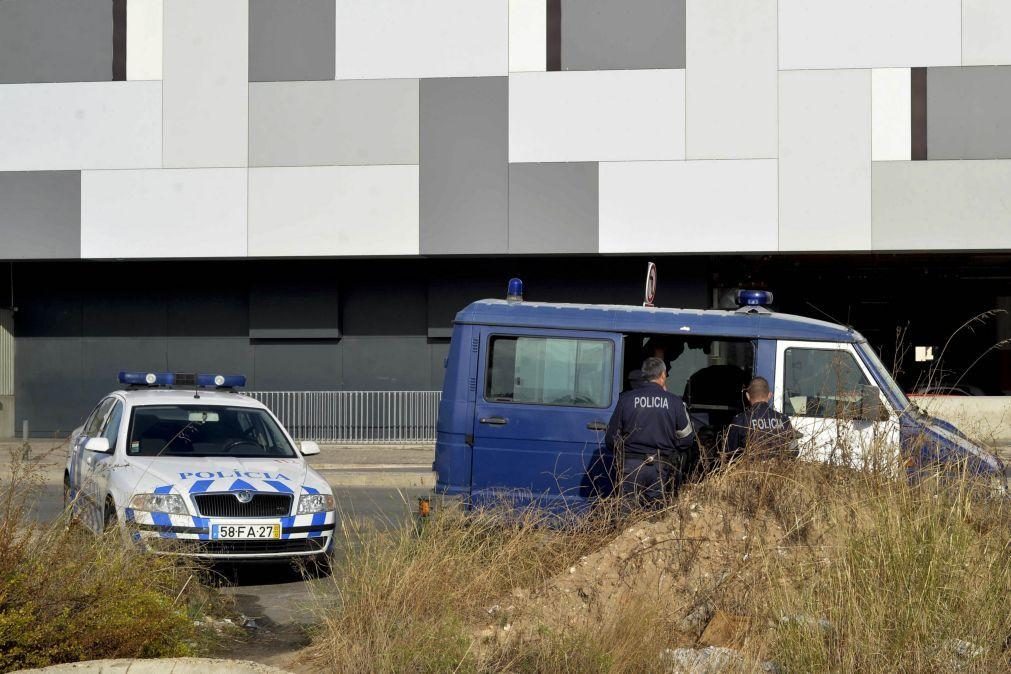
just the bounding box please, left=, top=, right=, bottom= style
left=928, top=66, right=1011, bottom=160
left=0, top=172, right=81, bottom=259
left=249, top=0, right=336, bottom=82
left=9, top=258, right=709, bottom=435
left=0, top=0, right=114, bottom=84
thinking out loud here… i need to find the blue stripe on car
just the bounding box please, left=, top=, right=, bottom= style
left=302, top=485, right=319, bottom=495
left=228, top=478, right=256, bottom=492
left=281, top=516, right=295, bottom=540
left=309, top=512, right=326, bottom=538
left=265, top=480, right=293, bottom=494
left=154, top=485, right=172, bottom=494
left=193, top=516, right=210, bottom=540
left=151, top=511, right=176, bottom=538
left=189, top=479, right=214, bottom=494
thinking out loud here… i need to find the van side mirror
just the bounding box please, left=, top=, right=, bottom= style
left=84, top=437, right=112, bottom=453
left=300, top=440, right=321, bottom=456
left=858, top=385, right=888, bottom=422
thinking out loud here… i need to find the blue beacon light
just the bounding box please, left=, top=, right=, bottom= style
left=119, top=371, right=175, bottom=386
left=506, top=277, right=524, bottom=302
left=735, top=289, right=774, bottom=307
left=196, top=374, right=247, bottom=388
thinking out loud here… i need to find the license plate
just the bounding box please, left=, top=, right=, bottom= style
left=211, top=523, right=281, bottom=540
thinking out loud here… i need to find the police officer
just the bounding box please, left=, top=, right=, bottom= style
left=724, top=376, right=799, bottom=460
left=606, top=357, right=695, bottom=510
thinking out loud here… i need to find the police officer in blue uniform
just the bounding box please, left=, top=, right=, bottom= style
left=724, top=376, right=799, bottom=460
left=606, top=357, right=695, bottom=509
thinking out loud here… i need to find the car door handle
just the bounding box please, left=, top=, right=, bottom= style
left=586, top=421, right=607, bottom=432
left=479, top=416, right=508, bottom=426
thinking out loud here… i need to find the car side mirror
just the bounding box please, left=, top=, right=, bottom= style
left=300, top=440, right=321, bottom=456
left=84, top=437, right=112, bottom=453
left=859, top=385, right=888, bottom=422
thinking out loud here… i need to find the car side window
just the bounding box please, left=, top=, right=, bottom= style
left=83, top=399, right=114, bottom=437
left=486, top=336, right=613, bottom=408
left=783, top=348, right=870, bottom=418
left=100, top=401, right=124, bottom=449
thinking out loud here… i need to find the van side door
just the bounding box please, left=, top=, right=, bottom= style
left=774, top=340, right=899, bottom=468
left=471, top=328, right=621, bottom=511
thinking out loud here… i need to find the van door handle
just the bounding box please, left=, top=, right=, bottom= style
left=480, top=416, right=508, bottom=426
left=586, top=421, right=607, bottom=431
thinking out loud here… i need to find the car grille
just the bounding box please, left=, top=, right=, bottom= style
left=149, top=538, right=327, bottom=556
left=193, top=492, right=292, bottom=518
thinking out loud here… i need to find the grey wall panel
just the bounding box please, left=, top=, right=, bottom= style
left=340, top=336, right=433, bottom=390
left=561, top=0, right=685, bottom=71
left=429, top=340, right=451, bottom=391
left=167, top=287, right=249, bottom=337
left=15, top=339, right=84, bottom=435
left=420, top=77, right=508, bottom=254
left=508, top=163, right=598, bottom=253
left=928, top=66, right=1011, bottom=160
left=252, top=341, right=342, bottom=390
left=427, top=277, right=502, bottom=330
left=872, top=160, right=1011, bottom=250
left=81, top=289, right=168, bottom=337
left=249, top=0, right=336, bottom=82
left=250, top=80, right=419, bottom=166
left=0, top=171, right=80, bottom=259
left=342, top=280, right=427, bottom=336
left=80, top=337, right=167, bottom=405
left=0, top=0, right=114, bottom=84
left=165, top=338, right=253, bottom=377
left=249, top=280, right=340, bottom=339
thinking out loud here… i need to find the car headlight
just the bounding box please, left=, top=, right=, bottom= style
left=297, top=493, right=335, bottom=514
left=129, top=493, right=189, bottom=515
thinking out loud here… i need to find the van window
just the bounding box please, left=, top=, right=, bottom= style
left=486, top=336, right=613, bottom=408
left=783, top=347, right=869, bottom=418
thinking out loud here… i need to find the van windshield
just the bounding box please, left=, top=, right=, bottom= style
left=127, top=405, right=297, bottom=457
left=855, top=342, right=911, bottom=412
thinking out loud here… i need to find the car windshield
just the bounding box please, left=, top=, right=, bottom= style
left=855, top=342, right=912, bottom=413
left=127, top=405, right=297, bottom=458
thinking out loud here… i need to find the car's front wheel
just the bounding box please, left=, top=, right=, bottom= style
left=104, top=496, right=118, bottom=532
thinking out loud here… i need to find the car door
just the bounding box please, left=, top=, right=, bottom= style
left=82, top=399, right=123, bottom=519
left=470, top=328, right=622, bottom=511
left=70, top=398, right=112, bottom=506
left=774, top=341, right=899, bottom=469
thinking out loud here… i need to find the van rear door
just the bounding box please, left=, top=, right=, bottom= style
left=471, top=327, right=621, bottom=511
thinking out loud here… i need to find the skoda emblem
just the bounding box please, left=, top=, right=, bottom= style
left=235, top=490, right=254, bottom=504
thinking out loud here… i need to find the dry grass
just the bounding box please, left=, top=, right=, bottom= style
left=310, top=448, right=1011, bottom=673
left=0, top=449, right=209, bottom=672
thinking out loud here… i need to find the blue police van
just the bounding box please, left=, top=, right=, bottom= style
left=433, top=283, right=1006, bottom=511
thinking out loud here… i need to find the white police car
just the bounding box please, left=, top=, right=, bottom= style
left=65, top=372, right=336, bottom=561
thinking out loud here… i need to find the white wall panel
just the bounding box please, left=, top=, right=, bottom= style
left=249, top=166, right=420, bottom=257
left=335, top=0, right=507, bottom=79
left=81, top=169, right=247, bottom=258
left=873, top=161, right=1011, bottom=250
left=509, top=0, right=546, bottom=72
left=127, top=0, right=163, bottom=80
left=779, top=70, right=871, bottom=251
left=599, top=160, right=777, bottom=253
left=779, top=0, right=960, bottom=70
left=963, top=0, right=1011, bottom=66
left=872, top=68, right=911, bottom=161
left=0, top=82, right=160, bottom=171
left=163, top=0, right=247, bottom=167
left=510, top=70, right=685, bottom=162
left=686, top=0, right=777, bottom=159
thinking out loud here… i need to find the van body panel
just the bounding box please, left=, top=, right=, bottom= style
left=469, top=326, right=621, bottom=510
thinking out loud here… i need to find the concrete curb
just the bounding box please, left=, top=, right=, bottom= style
left=15, top=657, right=291, bottom=674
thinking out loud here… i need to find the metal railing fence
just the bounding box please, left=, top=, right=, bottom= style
left=246, top=390, right=441, bottom=444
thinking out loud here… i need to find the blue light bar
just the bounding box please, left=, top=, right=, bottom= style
left=506, top=277, right=524, bottom=302
left=735, top=289, right=774, bottom=307
left=119, top=371, right=175, bottom=386
left=196, top=374, right=247, bottom=388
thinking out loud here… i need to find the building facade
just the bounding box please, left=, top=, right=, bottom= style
left=1, top=0, right=1010, bottom=435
